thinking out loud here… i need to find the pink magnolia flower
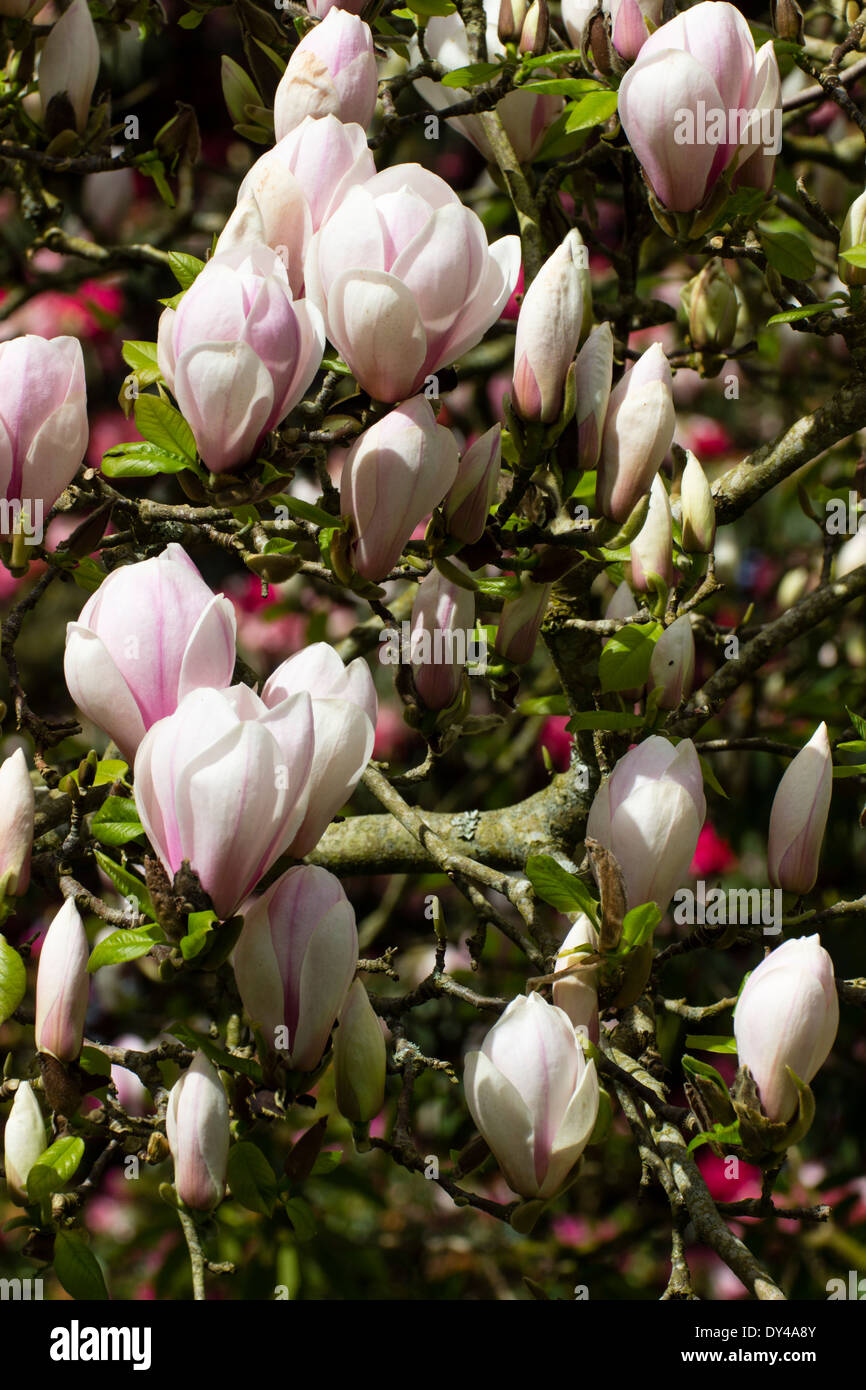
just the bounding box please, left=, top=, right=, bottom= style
left=35, top=899, right=90, bottom=1062
left=596, top=342, right=674, bottom=524
left=0, top=748, right=34, bottom=897
left=166, top=1051, right=230, bottom=1210
left=39, top=0, right=100, bottom=134
left=0, top=335, right=88, bottom=534
left=512, top=230, right=588, bottom=424
left=274, top=9, right=378, bottom=139
left=768, top=723, right=832, bottom=894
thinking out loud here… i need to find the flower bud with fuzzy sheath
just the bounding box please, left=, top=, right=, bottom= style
left=553, top=915, right=599, bottom=1042
left=734, top=935, right=838, bottom=1123
left=410, top=564, right=475, bottom=710
left=768, top=722, right=832, bottom=894
left=334, top=978, right=387, bottom=1122
left=3, top=1082, right=46, bottom=1200
left=596, top=343, right=674, bottom=524
left=464, top=992, right=599, bottom=1200
left=35, top=899, right=90, bottom=1062
left=443, top=425, right=501, bottom=545
left=512, top=230, right=587, bottom=423
left=679, top=450, right=716, bottom=553
left=166, top=1051, right=230, bottom=1211
left=0, top=748, right=34, bottom=898
left=274, top=9, right=378, bottom=139
left=681, top=259, right=738, bottom=353
left=234, top=866, right=358, bottom=1072
left=629, top=473, right=673, bottom=593
left=648, top=615, right=694, bottom=708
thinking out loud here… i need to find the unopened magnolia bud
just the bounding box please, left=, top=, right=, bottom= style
left=166, top=1051, right=230, bottom=1211
left=629, top=473, right=673, bottom=594
left=410, top=564, right=475, bottom=711
left=679, top=450, right=716, bottom=553
left=596, top=342, right=674, bottom=524
left=334, top=980, right=386, bottom=1123
left=0, top=748, right=34, bottom=898
left=519, top=0, right=549, bottom=54
left=839, top=190, right=866, bottom=287
left=648, top=615, right=695, bottom=708
left=512, top=230, right=587, bottom=423
left=682, top=259, right=738, bottom=353
left=35, top=899, right=90, bottom=1063
left=495, top=580, right=553, bottom=665
left=574, top=322, right=613, bottom=472
left=39, top=0, right=100, bottom=135
left=498, top=0, right=528, bottom=44
left=444, top=425, right=501, bottom=545
left=768, top=723, right=832, bottom=894
left=3, top=1082, right=46, bottom=1200
left=771, top=0, right=804, bottom=43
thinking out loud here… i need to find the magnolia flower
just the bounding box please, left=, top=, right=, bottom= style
left=0, top=748, right=34, bottom=897
left=234, top=866, right=358, bottom=1071
left=596, top=342, right=674, bottom=524
left=574, top=322, right=614, bottom=472
left=553, top=914, right=600, bottom=1040
left=157, top=244, right=324, bottom=473
left=679, top=449, right=716, bottom=553
left=304, top=165, right=520, bottom=401
left=64, top=543, right=237, bottom=762
left=630, top=473, right=674, bottom=593
left=444, top=425, right=501, bottom=545
left=35, top=899, right=90, bottom=1062
left=274, top=10, right=378, bottom=139
left=618, top=1, right=781, bottom=215
left=512, top=230, right=588, bottom=424
left=3, top=1082, right=46, bottom=1200
left=334, top=979, right=387, bottom=1122
left=410, top=563, right=475, bottom=710
left=166, top=1052, right=230, bottom=1210
left=464, top=992, right=599, bottom=1200
left=734, top=935, right=838, bottom=1122
left=39, top=0, right=100, bottom=134
left=133, top=686, right=315, bottom=919
left=563, top=0, right=663, bottom=60
left=839, top=189, right=866, bottom=288
left=413, top=0, right=561, bottom=162
left=0, top=336, right=88, bottom=535
left=648, top=615, right=695, bottom=709
left=768, top=723, right=832, bottom=895
left=586, top=735, right=706, bottom=913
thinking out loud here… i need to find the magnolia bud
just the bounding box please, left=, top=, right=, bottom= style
left=444, top=426, right=501, bottom=545
left=334, top=979, right=387, bottom=1123
left=679, top=450, right=716, bottom=553
left=681, top=259, right=739, bottom=353
left=734, top=935, right=838, bottom=1123
left=596, top=343, right=674, bottom=524
left=519, top=0, right=549, bottom=55
left=498, top=0, right=528, bottom=44
left=839, top=190, right=866, bottom=287
left=512, top=230, right=587, bottom=423
left=39, top=0, right=100, bottom=135
left=35, top=899, right=90, bottom=1063
left=771, top=0, right=804, bottom=43
left=574, top=322, right=613, bottom=472
left=768, top=723, right=832, bottom=894
left=629, top=473, right=673, bottom=593
left=166, top=1052, right=230, bottom=1211
left=3, top=1082, right=47, bottom=1200
left=553, top=914, right=599, bottom=1041
left=495, top=580, right=553, bottom=665
left=0, top=748, right=34, bottom=898
left=410, top=564, right=475, bottom=711
left=605, top=579, right=638, bottom=621
left=648, top=615, right=695, bottom=708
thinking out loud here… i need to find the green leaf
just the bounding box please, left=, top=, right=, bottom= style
left=92, top=849, right=155, bottom=919
left=565, top=90, right=619, bottom=132
left=701, top=186, right=767, bottom=236
left=599, top=622, right=662, bottom=693
left=64, top=759, right=128, bottom=790
left=90, top=796, right=145, bottom=847
left=27, top=1136, right=85, bottom=1205
left=283, top=1195, right=317, bottom=1241
left=180, top=909, right=217, bottom=961
left=847, top=706, right=866, bottom=741
left=168, top=250, right=206, bottom=290
left=178, top=7, right=205, bottom=26
left=121, top=340, right=162, bottom=385
left=87, top=924, right=164, bottom=972
left=699, top=755, right=728, bottom=799
left=840, top=242, right=866, bottom=269
left=684, top=1034, right=738, bottom=1055
left=681, top=1054, right=733, bottom=1100
left=0, top=936, right=26, bottom=1026
left=440, top=61, right=502, bottom=88
left=398, top=0, right=456, bottom=13
left=53, top=1231, right=109, bottom=1300
left=137, top=155, right=175, bottom=208
left=275, top=495, right=338, bottom=528
left=70, top=558, right=107, bottom=592
left=565, top=710, right=645, bottom=733
left=766, top=297, right=845, bottom=325
left=517, top=695, right=569, bottom=716
left=520, top=48, right=585, bottom=71
left=832, top=764, right=866, bottom=779
left=169, top=1023, right=262, bottom=1082
left=79, top=1045, right=112, bottom=1079
left=687, top=1120, right=741, bottom=1155
left=227, top=1141, right=278, bottom=1216
left=520, top=78, right=602, bottom=97
left=101, top=441, right=194, bottom=479
left=476, top=574, right=523, bottom=599
left=759, top=225, right=816, bottom=280
left=525, top=854, right=600, bottom=924
left=134, top=394, right=197, bottom=461
left=621, top=902, right=661, bottom=949
left=310, top=1150, right=341, bottom=1177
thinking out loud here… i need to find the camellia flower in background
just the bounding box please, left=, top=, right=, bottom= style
left=443, top=425, right=501, bottom=545
left=166, top=1051, right=230, bottom=1211
left=617, top=1, right=781, bottom=220
left=133, top=686, right=315, bottom=919
left=586, top=735, right=706, bottom=913
left=261, top=645, right=376, bottom=858
left=595, top=341, right=675, bottom=524
left=0, top=335, right=88, bottom=541
left=35, top=898, right=90, bottom=1062
left=274, top=9, right=378, bottom=139
left=3, top=1081, right=46, bottom=1200
left=334, top=978, right=387, bottom=1123
left=768, top=723, right=832, bottom=895
left=629, top=473, right=674, bottom=593
left=234, top=116, right=375, bottom=297
left=157, top=244, right=324, bottom=474
left=410, top=562, right=475, bottom=711
left=512, top=229, right=589, bottom=424
left=648, top=614, right=695, bottom=708
left=464, top=992, right=599, bottom=1200
left=304, top=165, right=520, bottom=401
left=412, top=0, right=561, bottom=162
left=339, top=395, right=459, bottom=580
left=64, top=543, right=237, bottom=763
left=0, top=747, right=34, bottom=898
left=234, top=865, right=358, bottom=1072
left=733, top=935, right=838, bottom=1123
left=495, top=579, right=553, bottom=666
left=39, top=0, right=100, bottom=135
